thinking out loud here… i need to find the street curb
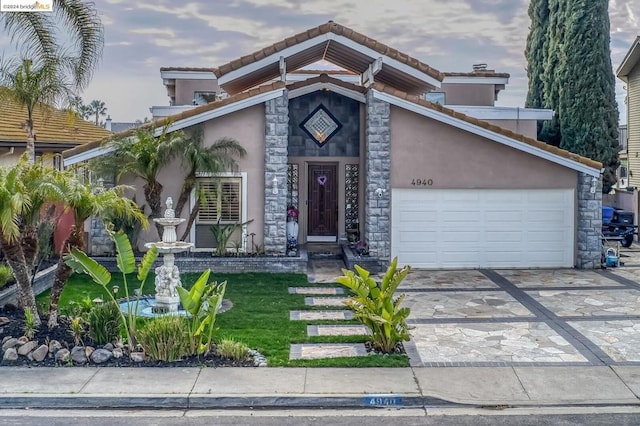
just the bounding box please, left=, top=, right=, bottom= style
left=0, top=394, right=455, bottom=410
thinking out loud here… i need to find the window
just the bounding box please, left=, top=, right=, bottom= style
left=425, top=92, right=446, bottom=105
left=197, top=177, right=242, bottom=223
left=193, top=91, right=217, bottom=105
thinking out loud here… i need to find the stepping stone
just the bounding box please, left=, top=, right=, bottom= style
left=307, top=325, right=370, bottom=336
left=305, top=297, right=350, bottom=307
left=290, top=310, right=354, bottom=320
left=289, top=287, right=344, bottom=295
left=289, top=343, right=368, bottom=360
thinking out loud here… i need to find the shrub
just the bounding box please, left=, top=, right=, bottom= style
left=138, top=315, right=196, bottom=362
left=0, top=264, right=14, bottom=289
left=336, top=257, right=412, bottom=353
left=89, top=302, right=122, bottom=345
left=68, top=316, right=86, bottom=346
left=216, top=338, right=250, bottom=360
left=23, top=308, right=38, bottom=339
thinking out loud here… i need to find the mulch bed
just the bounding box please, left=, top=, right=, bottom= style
left=0, top=304, right=255, bottom=368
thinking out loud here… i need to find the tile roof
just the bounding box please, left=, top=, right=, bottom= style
left=63, top=81, right=287, bottom=159
left=213, top=21, right=444, bottom=82
left=371, top=82, right=601, bottom=170
left=0, top=90, right=112, bottom=146
left=63, top=74, right=601, bottom=172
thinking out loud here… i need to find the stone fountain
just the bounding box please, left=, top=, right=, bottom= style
left=144, top=197, right=194, bottom=313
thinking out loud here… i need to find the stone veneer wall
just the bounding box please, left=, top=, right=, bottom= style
left=576, top=172, right=603, bottom=269
left=263, top=92, right=289, bottom=255
left=364, top=90, right=391, bottom=264
left=90, top=217, right=114, bottom=255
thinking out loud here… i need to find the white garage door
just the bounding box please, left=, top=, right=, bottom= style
left=391, top=189, right=575, bottom=269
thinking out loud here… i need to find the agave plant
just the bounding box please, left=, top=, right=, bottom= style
left=336, top=257, right=412, bottom=353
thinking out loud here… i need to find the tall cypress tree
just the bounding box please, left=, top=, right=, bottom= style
left=525, top=0, right=549, bottom=110
left=525, top=0, right=619, bottom=192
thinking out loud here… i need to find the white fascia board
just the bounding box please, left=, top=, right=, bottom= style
left=449, top=106, right=554, bottom=120
left=616, top=38, right=640, bottom=78
left=442, top=76, right=509, bottom=85
left=289, top=82, right=366, bottom=103
left=160, top=70, right=216, bottom=80
left=155, top=88, right=286, bottom=136
left=63, top=145, right=114, bottom=167
left=373, top=90, right=599, bottom=177
left=218, top=33, right=441, bottom=89
left=149, top=105, right=197, bottom=118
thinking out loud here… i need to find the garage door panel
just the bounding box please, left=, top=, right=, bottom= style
left=392, top=189, right=575, bottom=269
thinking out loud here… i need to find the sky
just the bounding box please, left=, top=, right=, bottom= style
left=1, top=0, right=638, bottom=123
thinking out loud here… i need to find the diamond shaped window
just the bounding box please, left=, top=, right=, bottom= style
left=300, top=104, right=343, bottom=147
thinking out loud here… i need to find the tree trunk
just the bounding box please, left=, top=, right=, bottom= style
left=144, top=180, right=164, bottom=239
left=0, top=234, right=39, bottom=325
left=175, top=176, right=195, bottom=219
left=21, top=225, right=39, bottom=272
left=26, top=121, right=35, bottom=164
left=180, top=203, right=200, bottom=242
left=48, top=226, right=84, bottom=328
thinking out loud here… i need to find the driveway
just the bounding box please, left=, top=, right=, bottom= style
left=402, top=246, right=640, bottom=367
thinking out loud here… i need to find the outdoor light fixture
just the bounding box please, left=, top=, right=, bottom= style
left=272, top=176, right=279, bottom=195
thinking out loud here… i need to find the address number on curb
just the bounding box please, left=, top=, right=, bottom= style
left=411, top=179, right=433, bottom=186
left=363, top=394, right=404, bottom=406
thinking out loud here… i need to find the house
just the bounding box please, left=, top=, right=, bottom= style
left=0, top=90, right=112, bottom=167
left=63, top=21, right=603, bottom=269
left=615, top=37, right=640, bottom=223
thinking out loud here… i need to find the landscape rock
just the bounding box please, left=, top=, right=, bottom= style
left=112, top=348, right=123, bottom=359
left=130, top=352, right=145, bottom=363
left=49, top=340, right=62, bottom=353
left=103, top=343, right=114, bottom=351
left=2, top=347, right=17, bottom=362
left=17, top=336, right=29, bottom=345
left=17, top=341, right=37, bottom=356
left=85, top=346, right=95, bottom=358
left=32, top=345, right=49, bottom=362
left=71, top=346, right=87, bottom=364
left=2, top=335, right=12, bottom=345
left=90, top=349, right=112, bottom=364
left=0, top=317, right=9, bottom=326
left=2, top=337, right=18, bottom=352
left=55, top=348, right=70, bottom=363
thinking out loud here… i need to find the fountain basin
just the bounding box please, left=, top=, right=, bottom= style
left=152, top=217, right=185, bottom=226
left=118, top=296, right=232, bottom=318
left=145, top=241, right=194, bottom=254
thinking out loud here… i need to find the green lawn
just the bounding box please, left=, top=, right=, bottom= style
left=37, top=271, right=409, bottom=367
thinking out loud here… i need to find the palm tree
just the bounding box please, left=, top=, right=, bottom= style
left=0, top=57, right=72, bottom=163
left=87, top=99, right=107, bottom=126
left=174, top=130, right=246, bottom=241
left=47, top=175, right=148, bottom=328
left=0, top=157, right=65, bottom=325
left=95, top=123, right=188, bottom=238
left=1, top=0, right=104, bottom=90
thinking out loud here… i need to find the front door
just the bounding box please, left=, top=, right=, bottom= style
left=308, top=164, right=338, bottom=239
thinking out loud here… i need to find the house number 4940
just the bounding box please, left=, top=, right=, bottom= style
left=412, top=179, right=433, bottom=186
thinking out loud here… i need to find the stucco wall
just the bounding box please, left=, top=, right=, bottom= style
left=175, top=79, right=221, bottom=106
left=389, top=106, right=577, bottom=189
left=133, top=104, right=266, bottom=250
left=440, top=83, right=495, bottom=106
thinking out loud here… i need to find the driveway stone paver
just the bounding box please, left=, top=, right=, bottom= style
left=404, top=291, right=534, bottom=319
left=526, top=289, right=640, bottom=316
left=498, top=269, right=622, bottom=288
left=569, top=320, right=640, bottom=362
left=408, top=322, right=587, bottom=365
left=399, top=270, right=499, bottom=290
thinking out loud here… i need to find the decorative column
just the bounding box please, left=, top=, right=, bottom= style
left=263, top=91, right=289, bottom=255
left=364, top=90, right=391, bottom=265
left=576, top=172, right=603, bottom=269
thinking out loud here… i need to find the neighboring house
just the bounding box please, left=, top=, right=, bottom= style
left=64, top=21, right=603, bottom=269
left=615, top=37, right=640, bottom=224
left=104, top=116, right=140, bottom=133
left=0, top=91, right=112, bottom=168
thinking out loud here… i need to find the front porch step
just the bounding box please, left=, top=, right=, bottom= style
left=288, top=287, right=344, bottom=295
left=289, top=310, right=354, bottom=321
left=307, top=324, right=370, bottom=336
left=304, top=297, right=350, bottom=307
left=289, top=343, right=368, bottom=360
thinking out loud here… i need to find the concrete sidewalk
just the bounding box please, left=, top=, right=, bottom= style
left=1, top=366, right=640, bottom=410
